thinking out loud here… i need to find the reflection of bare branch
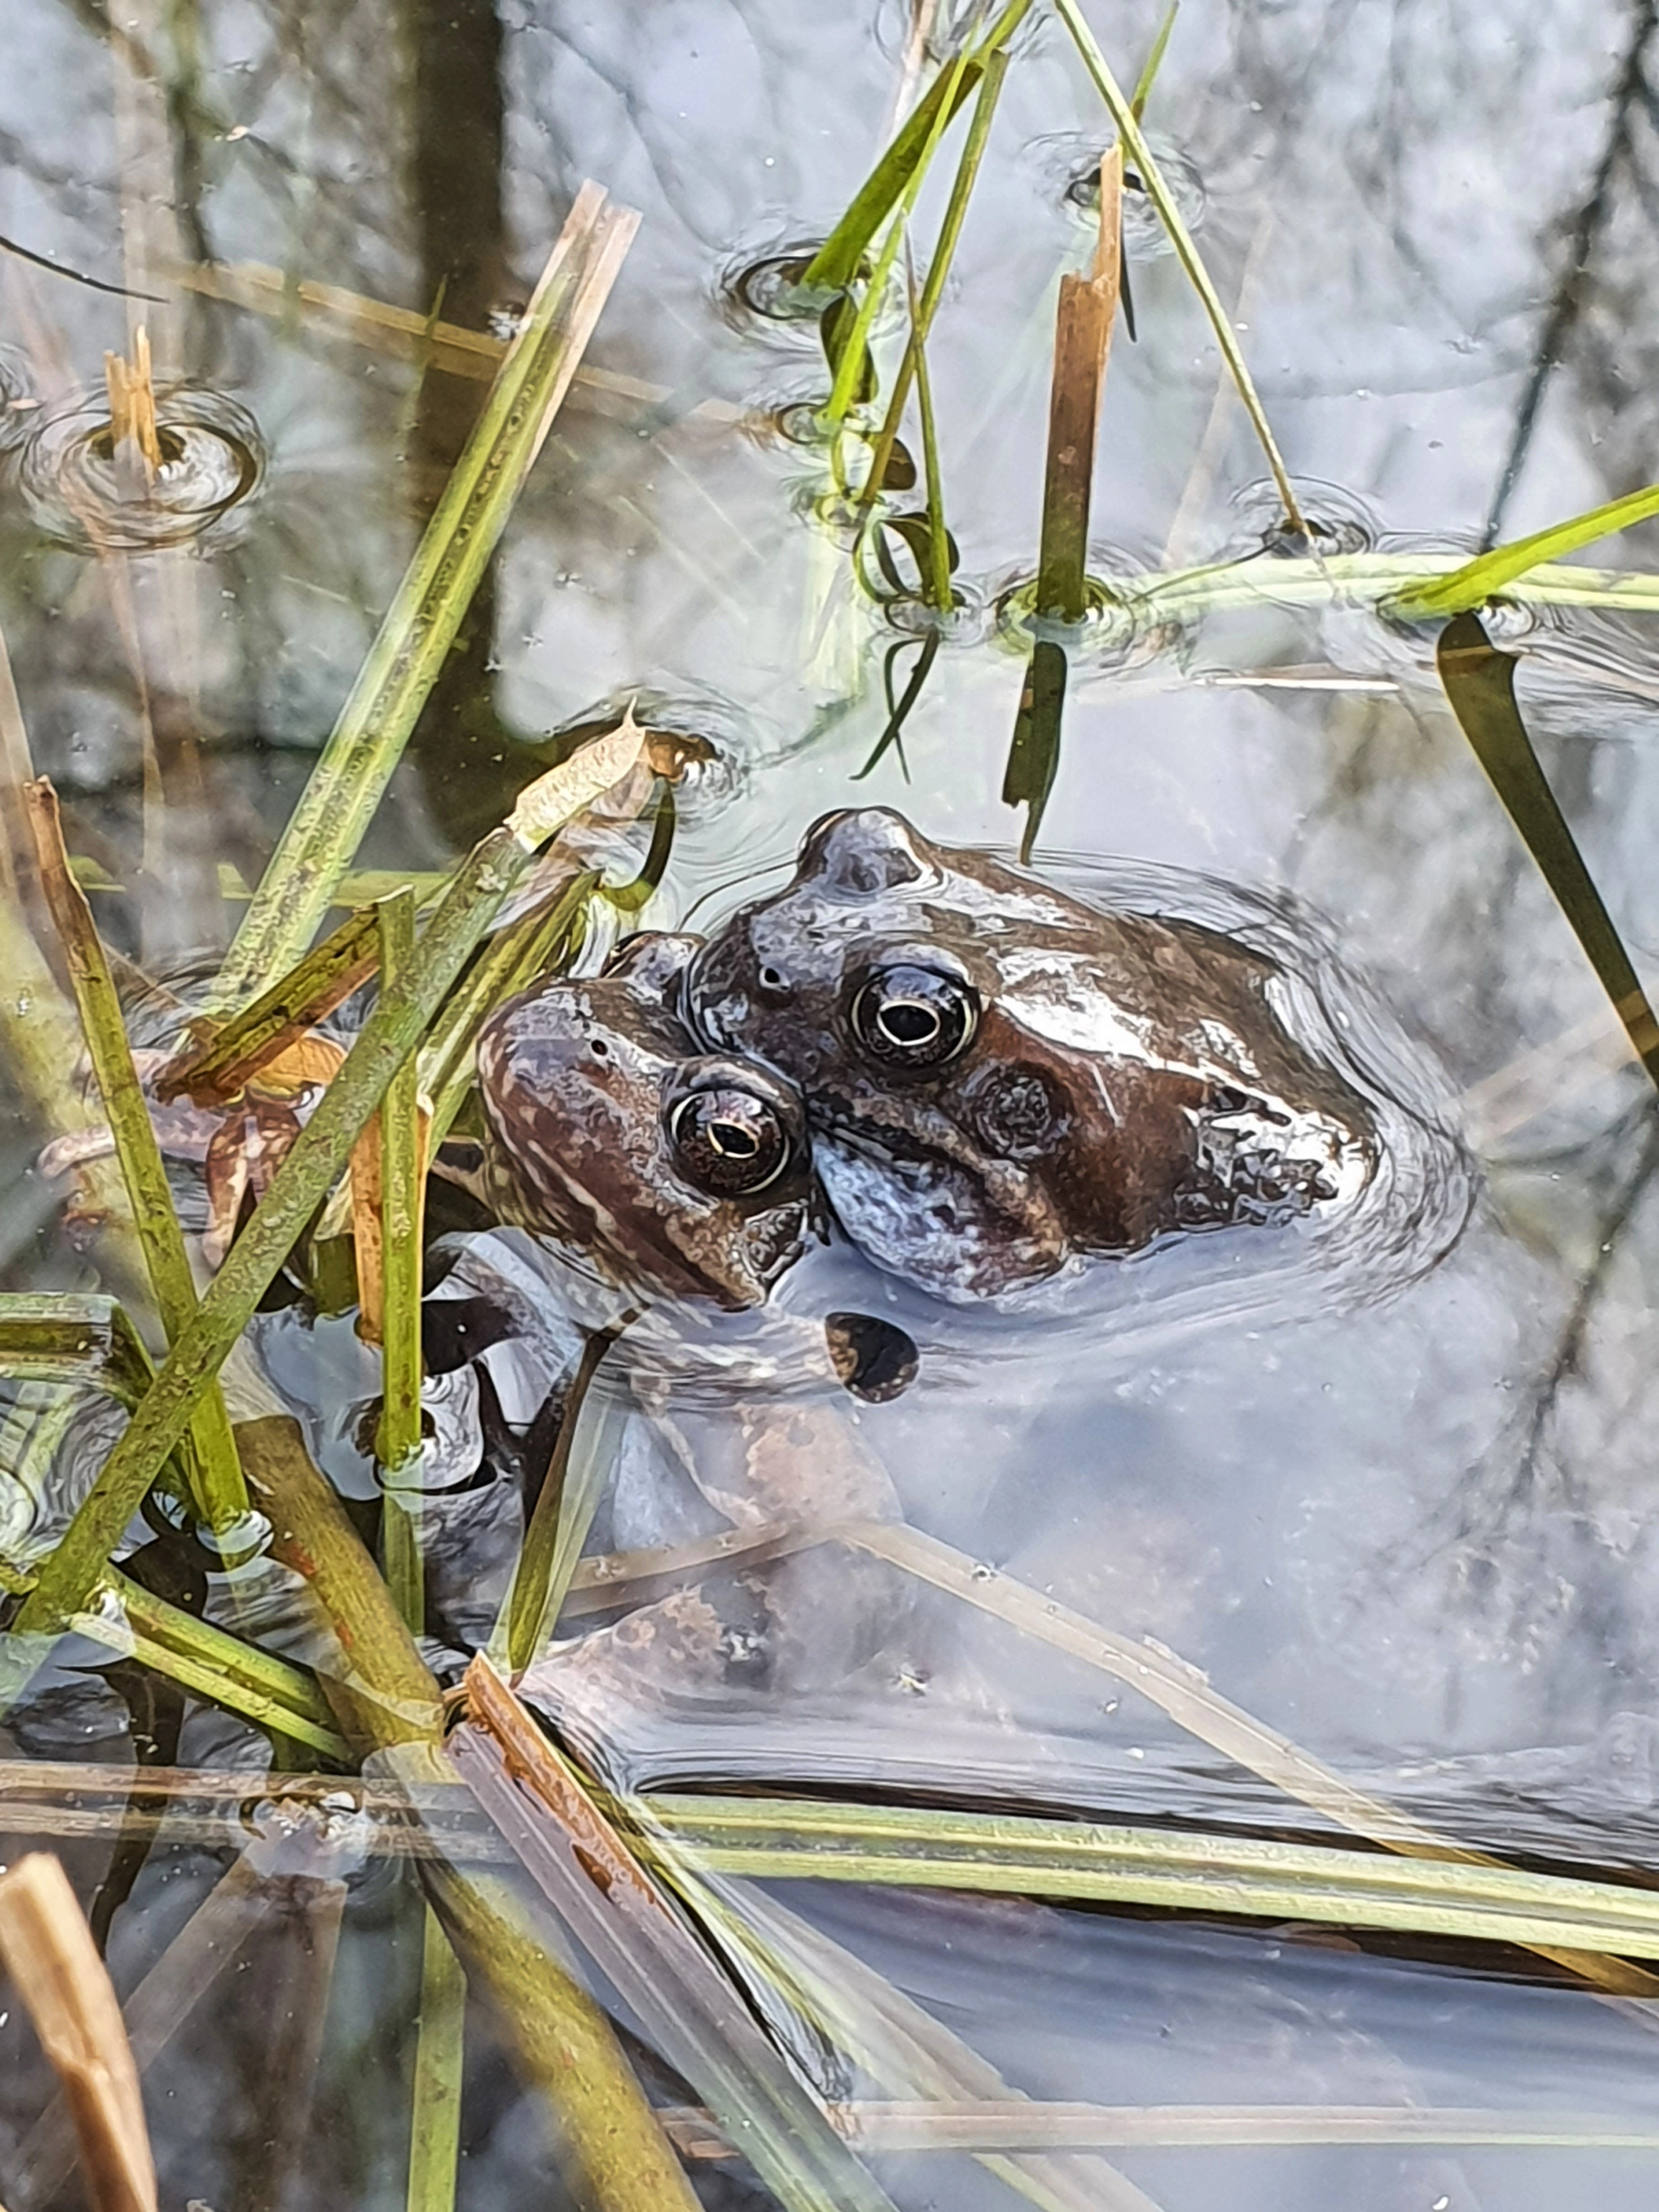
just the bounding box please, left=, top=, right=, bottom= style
left=1486, top=0, right=1659, bottom=539
left=1508, top=1108, right=1659, bottom=1510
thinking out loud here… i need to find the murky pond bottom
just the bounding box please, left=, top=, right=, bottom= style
left=5, top=0, right=1659, bottom=2204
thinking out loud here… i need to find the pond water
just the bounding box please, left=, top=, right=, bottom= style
left=5, top=0, right=1659, bottom=2206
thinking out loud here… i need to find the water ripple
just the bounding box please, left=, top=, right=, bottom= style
left=15, top=381, right=264, bottom=551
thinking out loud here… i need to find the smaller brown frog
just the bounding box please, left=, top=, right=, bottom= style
left=476, top=933, right=816, bottom=1311
left=686, top=808, right=1383, bottom=1301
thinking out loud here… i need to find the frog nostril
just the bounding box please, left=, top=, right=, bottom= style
left=759, top=964, right=786, bottom=994
left=589, top=1037, right=610, bottom=1059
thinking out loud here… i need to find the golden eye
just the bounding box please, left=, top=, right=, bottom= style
left=850, top=962, right=978, bottom=1070
left=666, top=1086, right=793, bottom=1197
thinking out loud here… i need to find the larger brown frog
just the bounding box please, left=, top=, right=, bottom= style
left=685, top=808, right=1383, bottom=1301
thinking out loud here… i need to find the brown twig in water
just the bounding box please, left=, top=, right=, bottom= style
left=101, top=329, right=162, bottom=479
left=0, top=1854, right=157, bottom=2212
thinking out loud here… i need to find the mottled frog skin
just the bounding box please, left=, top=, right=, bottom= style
left=476, top=932, right=816, bottom=1311
left=685, top=808, right=1381, bottom=1301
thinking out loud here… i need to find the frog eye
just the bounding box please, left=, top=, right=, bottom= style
left=666, top=1084, right=795, bottom=1197
left=850, top=961, right=979, bottom=1071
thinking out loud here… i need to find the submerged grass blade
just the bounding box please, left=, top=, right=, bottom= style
left=1053, top=0, right=1305, bottom=534
left=25, top=781, right=250, bottom=1541
left=1437, top=612, right=1659, bottom=1090
left=500, top=1321, right=632, bottom=1675
left=407, top=1908, right=465, bottom=2212
left=158, top=905, right=381, bottom=1107
left=650, top=1793, right=1659, bottom=1963
left=456, top=1660, right=899, bottom=2212
left=210, top=187, right=640, bottom=1011
left=1390, top=478, right=1659, bottom=620
left=5, top=734, right=644, bottom=1666
left=1003, top=640, right=1067, bottom=864
left=840, top=1519, right=1659, bottom=1999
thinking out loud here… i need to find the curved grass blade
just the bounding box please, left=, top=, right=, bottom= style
left=1389, top=478, right=1659, bottom=621
left=1436, top=611, right=1659, bottom=1091
left=1053, top=0, right=1306, bottom=534
left=856, top=630, right=939, bottom=780
left=210, top=186, right=639, bottom=1013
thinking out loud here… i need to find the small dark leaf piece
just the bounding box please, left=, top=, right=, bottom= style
left=1003, top=640, right=1068, bottom=864
left=880, top=438, right=917, bottom=492
left=825, top=1311, right=920, bottom=1403
left=1120, top=237, right=1137, bottom=342
left=1436, top=610, right=1659, bottom=1091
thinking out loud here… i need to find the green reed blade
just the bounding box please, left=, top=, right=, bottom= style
left=407, top=1907, right=465, bottom=2212
left=1436, top=611, right=1659, bottom=1091
left=1053, top=0, right=1306, bottom=534
left=71, top=1574, right=350, bottom=1761
left=1389, top=477, right=1659, bottom=620
left=909, top=296, right=953, bottom=613
left=159, top=904, right=381, bottom=1105
left=0, top=1295, right=160, bottom=1406
left=210, top=186, right=640, bottom=1013
left=821, top=53, right=973, bottom=430
left=860, top=48, right=1011, bottom=514
left=1130, top=0, right=1179, bottom=119
left=5, top=735, right=643, bottom=1668
left=25, top=781, right=251, bottom=1542
left=648, top=1792, right=1659, bottom=1963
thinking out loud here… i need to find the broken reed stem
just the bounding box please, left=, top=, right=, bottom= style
left=860, top=47, right=1011, bottom=512
left=1051, top=0, right=1307, bottom=537
left=208, top=185, right=639, bottom=1015
left=0, top=1854, right=156, bottom=2212
left=101, top=328, right=162, bottom=479
left=1034, top=146, right=1120, bottom=621
left=24, top=778, right=251, bottom=1541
